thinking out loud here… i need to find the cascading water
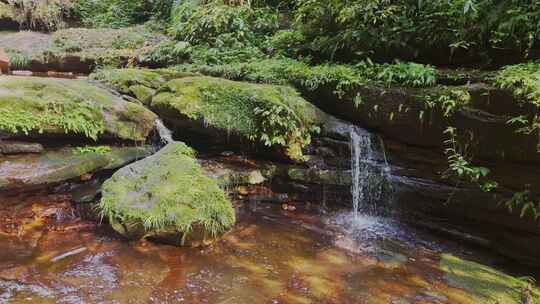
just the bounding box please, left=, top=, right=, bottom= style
left=155, top=119, right=174, bottom=146
left=350, top=125, right=373, bottom=218
left=326, top=125, right=396, bottom=247
left=349, top=125, right=392, bottom=218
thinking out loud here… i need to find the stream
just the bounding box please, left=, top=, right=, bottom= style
left=0, top=190, right=535, bottom=304
left=0, top=76, right=538, bottom=303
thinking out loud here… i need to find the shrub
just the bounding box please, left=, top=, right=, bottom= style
left=75, top=0, right=174, bottom=28
left=170, top=0, right=279, bottom=48
left=4, top=0, right=76, bottom=31
left=292, top=0, right=540, bottom=63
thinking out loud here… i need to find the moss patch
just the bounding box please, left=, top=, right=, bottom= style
left=100, top=142, right=235, bottom=244
left=90, top=68, right=198, bottom=104
left=0, top=76, right=157, bottom=141
left=152, top=76, right=323, bottom=160
left=0, top=3, right=14, bottom=19
left=440, top=254, right=540, bottom=304
left=493, top=62, right=540, bottom=107
left=0, top=26, right=165, bottom=71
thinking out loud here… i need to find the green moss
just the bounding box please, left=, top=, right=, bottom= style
left=1, top=26, right=165, bottom=70
left=0, top=76, right=156, bottom=141
left=0, top=3, right=14, bottom=19
left=174, top=58, right=438, bottom=99
left=75, top=145, right=112, bottom=155
left=152, top=76, right=322, bottom=160
left=100, top=142, right=235, bottom=241
left=90, top=68, right=198, bottom=99
left=493, top=61, right=540, bottom=107
left=440, top=254, right=540, bottom=303
left=0, top=77, right=105, bottom=140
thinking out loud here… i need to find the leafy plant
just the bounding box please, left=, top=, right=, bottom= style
left=75, top=0, right=174, bottom=28
left=373, top=61, right=437, bottom=87
left=170, top=1, right=278, bottom=47
left=493, top=62, right=540, bottom=107
left=504, top=189, right=540, bottom=222
left=5, top=48, right=30, bottom=70
left=443, top=127, right=497, bottom=192
left=75, top=145, right=112, bottom=155
left=4, top=0, right=76, bottom=31
left=421, top=88, right=470, bottom=117
left=493, top=62, right=540, bottom=143
left=252, top=103, right=320, bottom=161
left=291, top=0, right=540, bottom=63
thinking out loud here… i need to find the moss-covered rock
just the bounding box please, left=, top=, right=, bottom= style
left=0, top=76, right=157, bottom=141
left=90, top=68, right=198, bottom=105
left=99, top=142, right=235, bottom=247
left=0, top=145, right=153, bottom=191
left=151, top=76, right=324, bottom=160
left=0, top=26, right=166, bottom=73
left=440, top=254, right=540, bottom=303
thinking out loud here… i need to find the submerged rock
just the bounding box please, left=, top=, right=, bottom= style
left=0, top=146, right=153, bottom=191
left=440, top=254, right=540, bottom=303
left=99, top=142, right=235, bottom=247
left=0, top=76, right=157, bottom=142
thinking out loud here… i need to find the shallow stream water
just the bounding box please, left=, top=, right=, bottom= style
left=0, top=192, right=533, bottom=304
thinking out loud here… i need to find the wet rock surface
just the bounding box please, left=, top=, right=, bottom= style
left=0, top=140, right=43, bottom=154
left=0, top=146, right=153, bottom=191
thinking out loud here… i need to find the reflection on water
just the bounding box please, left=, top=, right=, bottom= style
left=0, top=195, right=533, bottom=303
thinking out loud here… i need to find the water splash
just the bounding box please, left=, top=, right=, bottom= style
left=155, top=119, right=174, bottom=145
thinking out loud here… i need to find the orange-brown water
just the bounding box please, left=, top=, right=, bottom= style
left=0, top=193, right=533, bottom=303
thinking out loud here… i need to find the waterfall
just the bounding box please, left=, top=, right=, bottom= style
left=155, top=119, right=174, bottom=145
left=349, top=125, right=374, bottom=218
left=349, top=125, right=392, bottom=218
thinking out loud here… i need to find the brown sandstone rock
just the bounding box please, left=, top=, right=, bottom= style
left=0, top=48, right=9, bottom=74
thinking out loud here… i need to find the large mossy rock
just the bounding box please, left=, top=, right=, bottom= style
left=153, top=76, right=328, bottom=160
left=90, top=68, right=198, bottom=105
left=0, top=146, right=153, bottom=191
left=440, top=254, right=540, bottom=303
left=0, top=26, right=165, bottom=73
left=92, top=69, right=352, bottom=159
left=0, top=76, right=157, bottom=141
left=99, top=142, right=235, bottom=247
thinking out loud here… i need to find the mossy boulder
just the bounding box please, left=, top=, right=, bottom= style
left=0, top=76, right=157, bottom=141
left=90, top=68, right=198, bottom=105
left=440, top=254, right=540, bottom=303
left=0, top=26, right=166, bottom=73
left=0, top=146, right=153, bottom=191
left=151, top=76, right=324, bottom=160
left=99, top=142, right=235, bottom=247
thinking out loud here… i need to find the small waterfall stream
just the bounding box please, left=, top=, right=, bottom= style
left=155, top=119, right=174, bottom=145
left=349, top=125, right=391, bottom=218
